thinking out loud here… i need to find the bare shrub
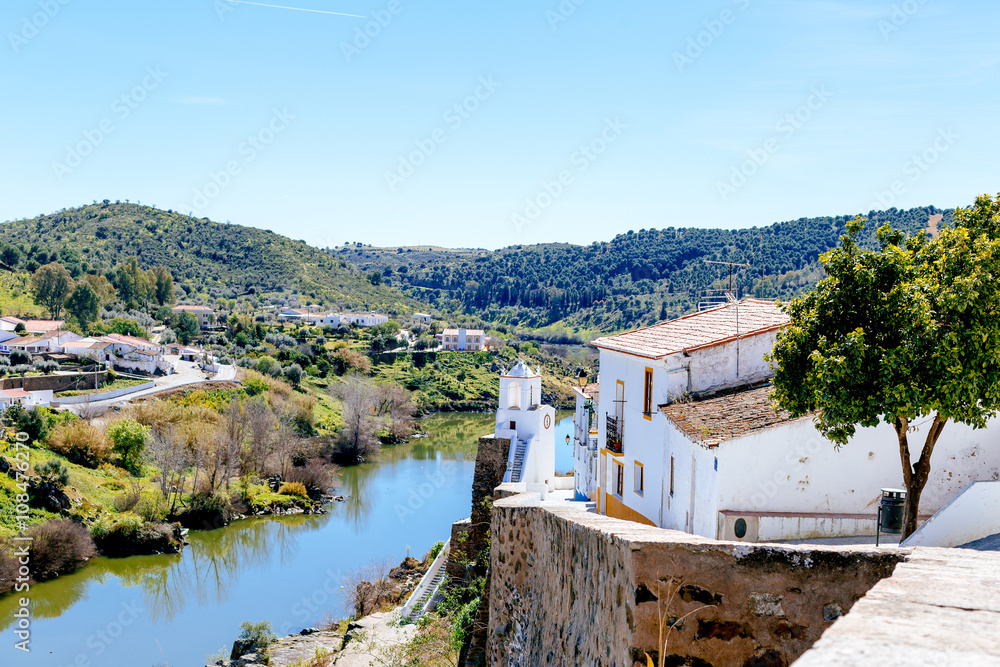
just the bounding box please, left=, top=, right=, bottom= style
left=113, top=479, right=144, bottom=512
left=332, top=374, right=383, bottom=463
left=47, top=421, right=112, bottom=468
left=343, top=558, right=399, bottom=618
left=284, top=458, right=338, bottom=496
left=378, top=383, right=416, bottom=442
left=23, top=519, right=97, bottom=581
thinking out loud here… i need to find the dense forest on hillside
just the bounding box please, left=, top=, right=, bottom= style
left=0, top=202, right=414, bottom=312
left=342, top=207, right=952, bottom=337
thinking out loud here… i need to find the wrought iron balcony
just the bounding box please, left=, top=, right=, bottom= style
left=606, top=414, right=623, bottom=454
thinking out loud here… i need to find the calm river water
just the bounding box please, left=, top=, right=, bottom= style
left=0, top=412, right=575, bottom=667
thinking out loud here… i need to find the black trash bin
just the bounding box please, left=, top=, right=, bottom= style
left=876, top=488, right=905, bottom=545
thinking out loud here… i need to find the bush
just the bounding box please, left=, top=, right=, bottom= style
left=428, top=540, right=445, bottom=562
left=34, top=460, right=70, bottom=487
left=47, top=422, right=111, bottom=468
left=255, top=356, right=282, bottom=378
left=4, top=404, right=48, bottom=444
left=107, top=418, right=149, bottom=472
left=238, top=620, right=277, bottom=655
left=278, top=481, right=308, bottom=498
left=33, top=358, right=59, bottom=373
left=331, top=350, right=371, bottom=375
left=285, top=459, right=337, bottom=495
left=283, top=363, right=303, bottom=386
left=17, top=519, right=96, bottom=582
left=10, top=350, right=31, bottom=366
left=90, top=512, right=180, bottom=557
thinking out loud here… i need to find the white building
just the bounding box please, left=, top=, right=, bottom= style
left=491, top=360, right=557, bottom=492
left=585, top=298, right=1000, bottom=542
left=0, top=330, right=82, bottom=356
left=442, top=328, right=485, bottom=351
left=279, top=308, right=312, bottom=321
left=571, top=381, right=600, bottom=502
left=0, top=389, right=53, bottom=409
left=413, top=313, right=433, bottom=324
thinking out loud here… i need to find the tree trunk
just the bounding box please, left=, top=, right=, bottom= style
left=894, top=413, right=946, bottom=539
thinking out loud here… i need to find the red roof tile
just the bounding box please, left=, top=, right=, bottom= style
left=591, top=299, right=789, bottom=359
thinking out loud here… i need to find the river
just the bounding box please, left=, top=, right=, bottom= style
left=0, top=412, right=576, bottom=667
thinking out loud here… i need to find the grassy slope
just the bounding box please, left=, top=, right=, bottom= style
left=0, top=203, right=420, bottom=312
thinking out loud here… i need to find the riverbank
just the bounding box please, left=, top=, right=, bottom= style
left=0, top=412, right=489, bottom=666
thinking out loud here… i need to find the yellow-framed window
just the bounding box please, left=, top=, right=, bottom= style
left=634, top=461, right=644, bottom=496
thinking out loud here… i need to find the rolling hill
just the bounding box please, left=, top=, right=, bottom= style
left=340, top=206, right=954, bottom=339
left=0, top=202, right=416, bottom=313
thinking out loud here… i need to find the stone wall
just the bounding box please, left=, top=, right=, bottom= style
left=451, top=436, right=510, bottom=568
left=488, top=492, right=904, bottom=667
left=0, top=372, right=107, bottom=393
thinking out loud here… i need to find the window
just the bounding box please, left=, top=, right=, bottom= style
left=634, top=461, right=644, bottom=495
left=669, top=456, right=675, bottom=496
left=509, top=421, right=516, bottom=430
left=643, top=367, right=653, bottom=418
left=614, top=461, right=624, bottom=497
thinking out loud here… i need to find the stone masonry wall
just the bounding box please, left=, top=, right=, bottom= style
left=451, top=436, right=510, bottom=569
left=488, top=492, right=904, bottom=667
left=0, top=372, right=107, bottom=393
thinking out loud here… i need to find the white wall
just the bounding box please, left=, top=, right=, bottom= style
left=712, top=416, right=1000, bottom=537
left=901, top=481, right=1000, bottom=548
left=687, top=331, right=779, bottom=395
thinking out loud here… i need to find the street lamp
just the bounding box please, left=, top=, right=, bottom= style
left=577, top=368, right=589, bottom=389
left=565, top=434, right=571, bottom=446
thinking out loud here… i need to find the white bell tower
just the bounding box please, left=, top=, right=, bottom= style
left=494, top=359, right=556, bottom=489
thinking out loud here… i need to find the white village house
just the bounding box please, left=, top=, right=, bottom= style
left=579, top=298, right=1000, bottom=542
left=172, top=305, right=215, bottom=329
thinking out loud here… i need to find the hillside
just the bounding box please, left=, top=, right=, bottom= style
left=0, top=202, right=416, bottom=312
left=341, top=206, right=953, bottom=338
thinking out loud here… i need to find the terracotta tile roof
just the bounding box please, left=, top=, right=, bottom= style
left=592, top=299, right=789, bottom=360
left=3, top=335, right=46, bottom=347
left=661, top=385, right=806, bottom=445
left=2, top=389, right=31, bottom=397
left=21, top=320, right=64, bottom=332
left=106, top=333, right=159, bottom=349
left=172, top=305, right=213, bottom=312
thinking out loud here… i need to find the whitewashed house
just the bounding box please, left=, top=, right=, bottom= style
left=61, top=338, right=113, bottom=363
left=572, top=381, right=600, bottom=502
left=491, top=360, right=558, bottom=493
left=413, top=313, right=433, bottom=324
left=105, top=334, right=173, bottom=375
left=0, top=388, right=53, bottom=409
left=0, top=317, right=24, bottom=332
left=279, top=308, right=312, bottom=321
left=586, top=298, right=1000, bottom=542
left=1, top=330, right=81, bottom=355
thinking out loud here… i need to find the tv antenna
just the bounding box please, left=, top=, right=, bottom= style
left=704, top=260, right=751, bottom=297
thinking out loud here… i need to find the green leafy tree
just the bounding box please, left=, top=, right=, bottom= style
left=115, top=257, right=149, bottom=309
left=769, top=198, right=1000, bottom=538
left=175, top=311, right=200, bottom=344
left=1, top=245, right=22, bottom=268
left=30, top=262, right=73, bottom=319
left=64, top=282, right=100, bottom=330
left=152, top=266, right=174, bottom=306
left=107, top=418, right=150, bottom=473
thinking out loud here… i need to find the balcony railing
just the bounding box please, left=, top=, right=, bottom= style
left=606, top=414, right=623, bottom=454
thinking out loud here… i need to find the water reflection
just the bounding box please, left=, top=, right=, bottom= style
left=0, top=412, right=494, bottom=639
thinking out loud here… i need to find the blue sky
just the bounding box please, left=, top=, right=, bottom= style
left=1, top=0, right=997, bottom=249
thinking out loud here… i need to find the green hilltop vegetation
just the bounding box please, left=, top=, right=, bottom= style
left=341, top=206, right=953, bottom=339
left=0, top=202, right=415, bottom=312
